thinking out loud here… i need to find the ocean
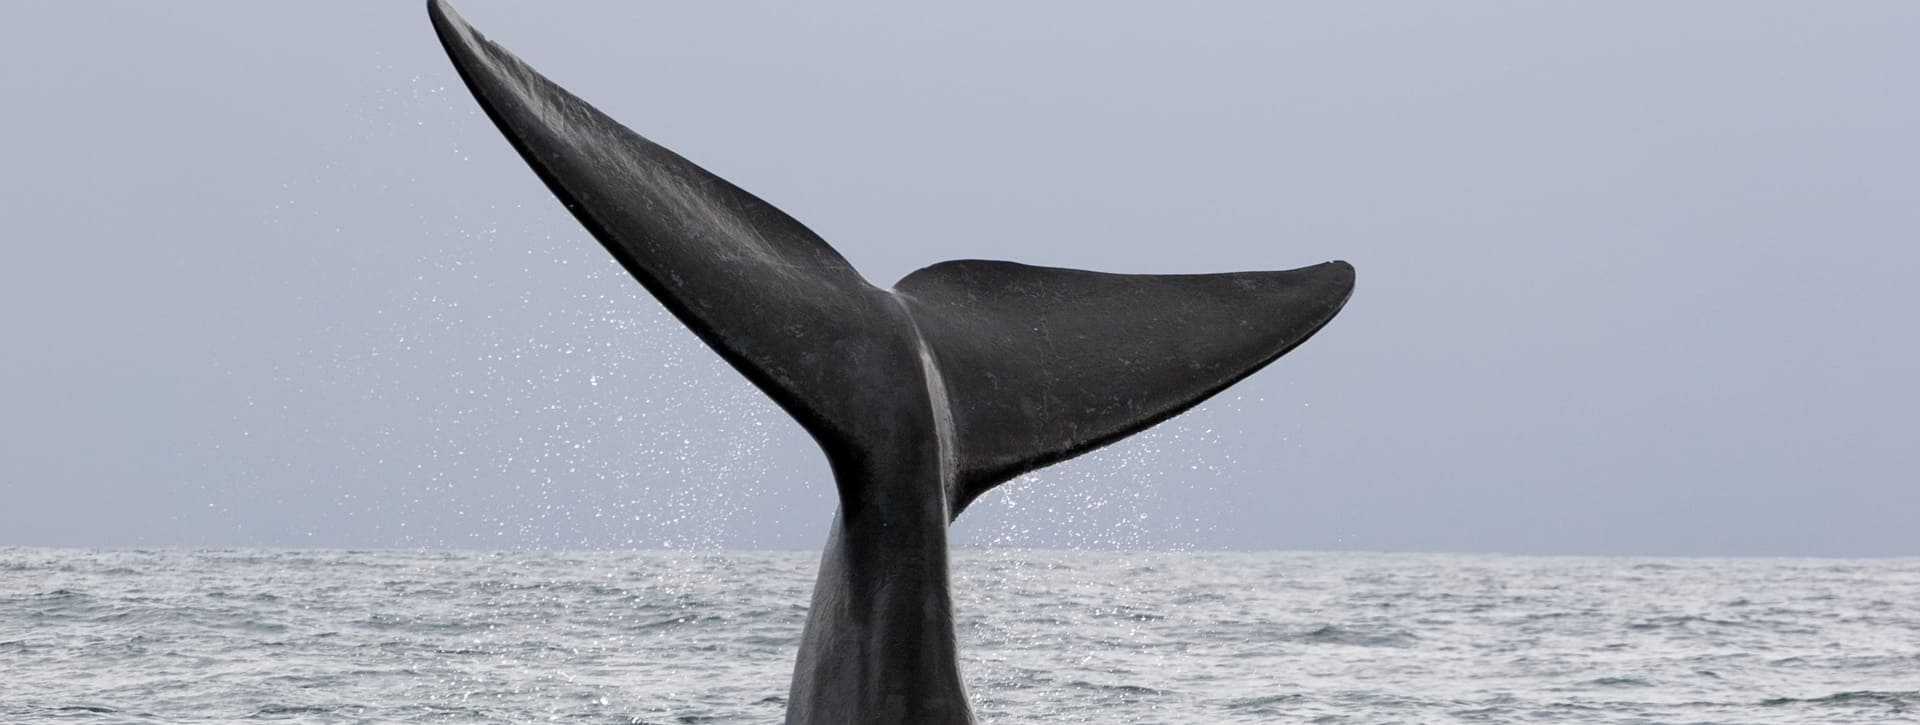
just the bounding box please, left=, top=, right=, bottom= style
left=1, top=549, right=1914, bottom=723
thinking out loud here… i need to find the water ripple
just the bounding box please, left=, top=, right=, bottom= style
left=0, top=549, right=1914, bottom=723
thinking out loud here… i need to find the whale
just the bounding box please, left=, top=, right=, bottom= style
left=426, top=2, right=1354, bottom=722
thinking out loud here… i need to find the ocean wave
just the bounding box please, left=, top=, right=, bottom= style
left=2, top=548, right=1914, bottom=724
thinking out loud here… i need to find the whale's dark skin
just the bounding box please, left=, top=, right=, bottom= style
left=427, top=2, right=1354, bottom=722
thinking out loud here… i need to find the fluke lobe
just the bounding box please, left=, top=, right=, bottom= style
left=426, top=2, right=1354, bottom=722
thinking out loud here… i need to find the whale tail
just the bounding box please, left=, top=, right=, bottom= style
left=427, top=0, right=1354, bottom=516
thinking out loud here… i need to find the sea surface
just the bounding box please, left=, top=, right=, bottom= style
left=1, top=549, right=1915, bottom=724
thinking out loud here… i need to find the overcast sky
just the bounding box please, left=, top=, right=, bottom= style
left=2, top=2, right=1914, bottom=555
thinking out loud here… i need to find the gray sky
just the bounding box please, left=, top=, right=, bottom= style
left=2, top=3, right=1914, bottom=555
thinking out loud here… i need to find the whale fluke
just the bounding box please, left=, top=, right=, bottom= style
left=428, top=2, right=1353, bottom=722
left=897, top=259, right=1353, bottom=516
